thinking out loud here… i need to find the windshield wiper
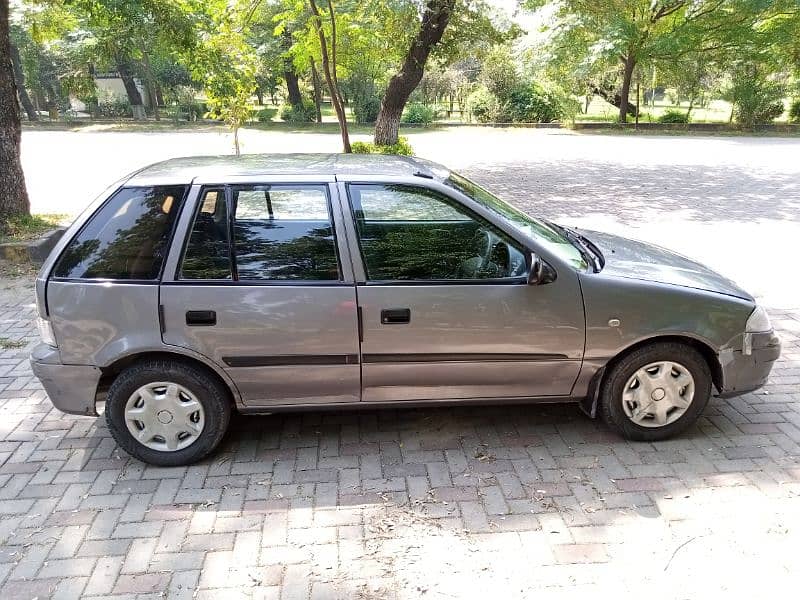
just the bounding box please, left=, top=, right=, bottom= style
left=547, top=222, right=603, bottom=272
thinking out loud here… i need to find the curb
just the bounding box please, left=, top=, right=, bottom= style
left=0, top=228, right=65, bottom=265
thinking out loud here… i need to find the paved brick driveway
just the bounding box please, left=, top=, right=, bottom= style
left=3, top=132, right=800, bottom=598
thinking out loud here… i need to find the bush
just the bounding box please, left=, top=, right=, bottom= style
left=658, top=109, right=690, bottom=124
left=353, top=93, right=381, bottom=124
left=279, top=100, right=316, bottom=123
left=256, top=107, right=277, bottom=122
left=401, top=103, right=437, bottom=124
left=93, top=89, right=131, bottom=118
left=479, top=46, right=519, bottom=100
left=789, top=99, right=800, bottom=123
left=351, top=136, right=413, bottom=156
left=725, top=72, right=785, bottom=127
left=503, top=83, right=562, bottom=123
left=467, top=86, right=501, bottom=123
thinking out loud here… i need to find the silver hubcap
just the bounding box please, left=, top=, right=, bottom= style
left=124, top=382, right=205, bottom=452
left=622, top=361, right=695, bottom=428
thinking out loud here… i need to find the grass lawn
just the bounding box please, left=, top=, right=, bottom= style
left=0, top=213, right=68, bottom=244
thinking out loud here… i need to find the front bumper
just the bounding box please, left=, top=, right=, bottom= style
left=718, top=330, right=781, bottom=398
left=30, top=343, right=101, bottom=416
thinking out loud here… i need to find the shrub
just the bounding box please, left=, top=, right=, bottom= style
left=94, top=88, right=131, bottom=118
left=353, top=94, right=381, bottom=124
left=351, top=136, right=413, bottom=156
left=256, top=107, right=277, bottom=122
left=725, top=72, right=785, bottom=128
left=658, top=109, right=690, bottom=124
left=401, top=102, right=437, bottom=124
left=479, top=46, right=519, bottom=100
left=789, top=99, right=800, bottom=123
left=503, top=83, right=562, bottom=123
left=467, top=86, right=501, bottom=123
left=279, top=100, right=316, bottom=123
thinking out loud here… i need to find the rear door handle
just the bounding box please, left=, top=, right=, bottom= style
left=381, top=308, right=410, bottom=324
left=186, top=310, right=216, bottom=326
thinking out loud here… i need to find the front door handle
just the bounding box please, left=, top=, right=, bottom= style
left=186, top=310, right=216, bottom=326
left=381, top=308, right=410, bottom=325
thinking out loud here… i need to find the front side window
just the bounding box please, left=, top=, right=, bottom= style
left=53, top=185, right=187, bottom=280
left=445, top=173, right=588, bottom=270
left=349, top=184, right=527, bottom=281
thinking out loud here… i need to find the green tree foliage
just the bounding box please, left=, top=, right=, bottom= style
left=524, top=0, right=784, bottom=123
left=722, top=62, right=786, bottom=127
left=190, top=0, right=257, bottom=155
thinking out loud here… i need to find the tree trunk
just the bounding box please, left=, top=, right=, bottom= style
left=686, top=94, right=695, bottom=119
left=0, top=0, right=31, bottom=224
left=115, top=55, right=145, bottom=119
left=374, top=0, right=455, bottom=145
left=618, top=55, right=636, bottom=123
left=141, top=49, right=159, bottom=121
left=308, top=0, right=350, bottom=152
left=310, top=57, right=322, bottom=123
left=281, top=30, right=303, bottom=107
left=9, top=42, right=36, bottom=121
left=255, top=89, right=263, bottom=105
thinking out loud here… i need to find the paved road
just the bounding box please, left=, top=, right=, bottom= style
left=1, top=127, right=797, bottom=599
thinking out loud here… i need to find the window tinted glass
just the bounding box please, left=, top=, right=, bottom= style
left=356, top=186, right=468, bottom=221
left=54, top=186, right=187, bottom=280
left=446, top=173, right=587, bottom=270
left=349, top=184, right=527, bottom=281
left=180, top=189, right=232, bottom=280
left=232, top=185, right=339, bottom=281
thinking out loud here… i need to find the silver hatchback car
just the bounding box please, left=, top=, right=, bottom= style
left=31, top=154, right=780, bottom=466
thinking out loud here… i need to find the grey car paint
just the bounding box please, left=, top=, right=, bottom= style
left=30, top=153, right=779, bottom=419
left=584, top=229, right=753, bottom=300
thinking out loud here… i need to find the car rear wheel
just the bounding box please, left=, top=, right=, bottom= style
left=105, top=360, right=231, bottom=466
left=600, top=342, right=712, bottom=441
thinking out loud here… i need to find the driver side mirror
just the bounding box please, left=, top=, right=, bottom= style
left=527, top=251, right=556, bottom=285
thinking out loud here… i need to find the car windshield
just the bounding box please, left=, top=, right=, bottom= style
left=445, top=173, right=588, bottom=270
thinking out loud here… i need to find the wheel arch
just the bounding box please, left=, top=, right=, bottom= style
left=581, top=334, right=723, bottom=418
left=96, top=350, right=241, bottom=408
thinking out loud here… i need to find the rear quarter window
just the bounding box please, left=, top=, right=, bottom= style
left=53, top=185, right=188, bottom=280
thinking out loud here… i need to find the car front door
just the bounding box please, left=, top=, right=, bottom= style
left=160, top=180, right=361, bottom=406
left=342, top=181, right=585, bottom=403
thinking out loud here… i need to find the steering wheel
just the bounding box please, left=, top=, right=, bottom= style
left=488, top=240, right=511, bottom=276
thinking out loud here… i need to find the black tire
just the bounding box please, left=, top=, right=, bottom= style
left=105, top=359, right=232, bottom=466
left=600, top=342, right=712, bottom=442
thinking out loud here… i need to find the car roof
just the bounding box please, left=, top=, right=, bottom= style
left=125, top=153, right=450, bottom=186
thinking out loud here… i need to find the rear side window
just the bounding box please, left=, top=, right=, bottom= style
left=178, top=184, right=340, bottom=282
left=180, top=189, right=232, bottom=280
left=53, top=186, right=187, bottom=280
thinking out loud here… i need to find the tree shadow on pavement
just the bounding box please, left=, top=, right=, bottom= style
left=463, top=161, right=800, bottom=225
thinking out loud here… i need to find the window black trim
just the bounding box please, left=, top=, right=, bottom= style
left=363, top=277, right=528, bottom=287
left=47, top=278, right=160, bottom=285
left=346, top=183, right=528, bottom=284
left=162, top=280, right=351, bottom=288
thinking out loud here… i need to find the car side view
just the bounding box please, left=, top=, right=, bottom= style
left=30, top=154, right=781, bottom=466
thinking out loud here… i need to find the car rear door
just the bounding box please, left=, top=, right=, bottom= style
left=160, top=179, right=361, bottom=407
left=340, top=180, right=585, bottom=403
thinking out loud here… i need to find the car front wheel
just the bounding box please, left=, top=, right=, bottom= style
left=105, top=360, right=231, bottom=466
left=600, top=342, right=712, bottom=441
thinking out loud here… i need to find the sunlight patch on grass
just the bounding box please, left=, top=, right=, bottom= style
left=0, top=213, right=68, bottom=243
